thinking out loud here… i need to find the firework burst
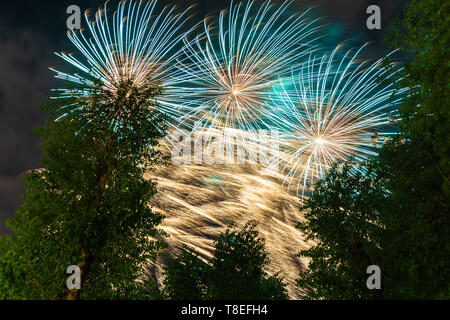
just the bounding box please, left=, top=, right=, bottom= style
left=176, top=0, right=321, bottom=159
left=50, top=0, right=196, bottom=135
left=266, top=45, right=407, bottom=197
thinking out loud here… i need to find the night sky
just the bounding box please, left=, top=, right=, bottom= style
left=0, top=0, right=408, bottom=234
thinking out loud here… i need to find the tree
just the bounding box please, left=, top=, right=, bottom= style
left=0, top=79, right=168, bottom=299
left=296, top=0, right=450, bottom=299
left=297, top=161, right=386, bottom=300
left=162, top=247, right=210, bottom=300
left=162, top=222, right=288, bottom=300
left=377, top=0, right=450, bottom=299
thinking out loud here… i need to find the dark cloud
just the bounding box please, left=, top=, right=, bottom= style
left=0, top=176, right=24, bottom=235
left=295, top=0, right=408, bottom=47
left=0, top=24, right=55, bottom=233
left=0, top=25, right=53, bottom=175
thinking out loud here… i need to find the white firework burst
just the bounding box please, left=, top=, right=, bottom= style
left=175, top=0, right=321, bottom=161
left=50, top=0, right=197, bottom=135
left=266, top=44, right=407, bottom=197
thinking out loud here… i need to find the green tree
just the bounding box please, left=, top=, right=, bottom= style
left=296, top=0, right=450, bottom=300
left=208, top=221, right=287, bottom=300
left=0, top=79, right=168, bottom=299
left=297, top=161, right=386, bottom=300
left=377, top=0, right=450, bottom=299
left=162, top=247, right=210, bottom=300
left=163, top=222, right=288, bottom=300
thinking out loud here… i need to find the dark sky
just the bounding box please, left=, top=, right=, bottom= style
left=0, top=0, right=408, bottom=234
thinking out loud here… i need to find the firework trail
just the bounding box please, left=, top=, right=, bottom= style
left=145, top=147, right=314, bottom=299
left=265, top=45, right=408, bottom=197
left=50, top=0, right=196, bottom=136
left=175, top=0, right=322, bottom=161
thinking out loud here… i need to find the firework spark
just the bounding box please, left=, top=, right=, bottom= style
left=50, top=0, right=196, bottom=135
left=176, top=0, right=321, bottom=159
left=144, top=146, right=314, bottom=299
left=265, top=45, right=407, bottom=197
